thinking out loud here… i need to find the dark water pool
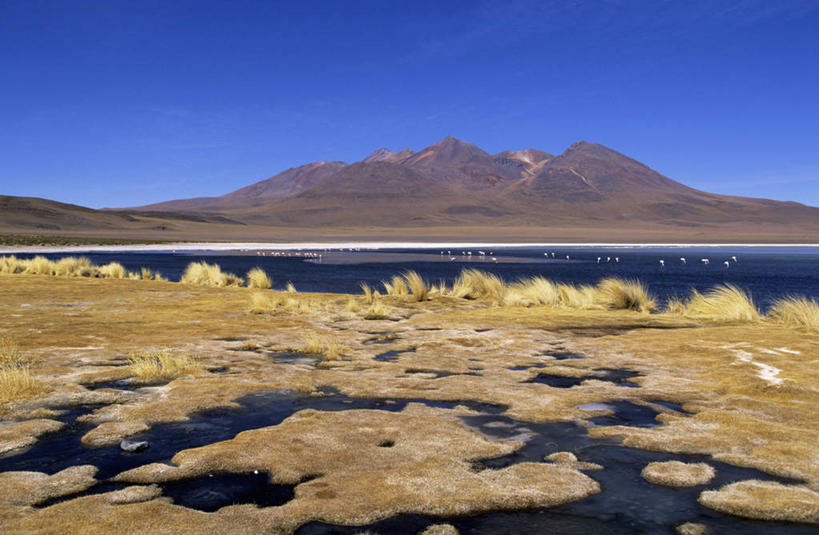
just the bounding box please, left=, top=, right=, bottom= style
left=12, top=246, right=819, bottom=308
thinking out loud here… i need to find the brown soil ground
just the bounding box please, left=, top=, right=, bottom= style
left=0, top=275, right=817, bottom=533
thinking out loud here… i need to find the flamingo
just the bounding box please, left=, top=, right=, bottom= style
left=701, top=258, right=710, bottom=265
left=615, top=257, right=619, bottom=263
left=449, top=256, right=456, bottom=261
left=659, top=259, right=665, bottom=267
left=606, top=256, right=611, bottom=262
left=724, top=261, right=730, bottom=268
left=680, top=257, right=686, bottom=264
left=566, top=255, right=570, bottom=260
left=491, top=257, right=498, bottom=262
left=597, top=257, right=601, bottom=264
left=551, top=253, right=555, bottom=258
left=732, top=256, right=737, bottom=262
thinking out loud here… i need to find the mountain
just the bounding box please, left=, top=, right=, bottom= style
left=139, top=161, right=347, bottom=213
left=5, top=137, right=818, bottom=242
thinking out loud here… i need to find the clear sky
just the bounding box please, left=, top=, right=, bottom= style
left=1, top=0, right=818, bottom=208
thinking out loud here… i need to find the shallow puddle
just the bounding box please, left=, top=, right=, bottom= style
left=526, top=368, right=642, bottom=389
left=266, top=351, right=320, bottom=365
left=162, top=471, right=293, bottom=512
left=545, top=352, right=585, bottom=360
left=374, top=348, right=415, bottom=362
left=578, top=401, right=661, bottom=428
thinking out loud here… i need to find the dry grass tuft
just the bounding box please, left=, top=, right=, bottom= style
left=180, top=261, right=242, bottom=287
left=451, top=269, right=506, bottom=301
left=285, top=281, right=297, bottom=293
left=403, top=270, right=430, bottom=302
left=249, top=292, right=275, bottom=314
left=678, top=284, right=760, bottom=322
left=360, top=283, right=376, bottom=304
left=23, top=256, right=55, bottom=275
left=364, top=301, right=392, bottom=320
left=246, top=267, right=272, bottom=289
left=0, top=335, right=42, bottom=403
left=503, top=276, right=560, bottom=307
left=699, top=480, right=819, bottom=523
left=557, top=283, right=597, bottom=309
left=382, top=275, right=409, bottom=297
left=127, top=350, right=204, bottom=383
left=665, top=296, right=687, bottom=315
left=595, top=278, right=656, bottom=313
left=302, top=334, right=345, bottom=361
left=345, top=298, right=362, bottom=313
left=97, top=262, right=127, bottom=279
left=53, top=257, right=93, bottom=277
left=767, top=296, right=819, bottom=331
left=641, top=461, right=715, bottom=487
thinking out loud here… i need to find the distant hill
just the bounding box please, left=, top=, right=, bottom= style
left=3, top=137, right=819, bottom=243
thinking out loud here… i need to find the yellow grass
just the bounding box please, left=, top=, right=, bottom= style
left=0, top=366, right=41, bottom=403
left=97, top=262, right=127, bottom=279
left=767, top=296, right=819, bottom=331
left=246, top=267, right=272, bottom=289
left=285, top=281, right=297, bottom=293
left=451, top=269, right=506, bottom=301
left=0, top=334, right=26, bottom=368
left=249, top=292, right=275, bottom=314
left=23, top=256, right=55, bottom=275
left=360, top=283, right=376, bottom=304
left=382, top=275, right=409, bottom=296
left=302, top=334, right=344, bottom=361
left=127, top=350, right=204, bottom=383
left=53, top=257, right=93, bottom=277
left=557, top=283, right=598, bottom=309
left=403, top=270, right=430, bottom=302
left=364, top=301, right=392, bottom=320
left=503, top=276, right=560, bottom=307
left=180, top=261, right=242, bottom=287
left=595, top=277, right=656, bottom=313
left=0, top=335, right=42, bottom=403
left=677, top=284, right=760, bottom=322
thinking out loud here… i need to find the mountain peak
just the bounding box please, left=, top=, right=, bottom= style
left=363, top=147, right=415, bottom=164
left=406, top=136, right=489, bottom=168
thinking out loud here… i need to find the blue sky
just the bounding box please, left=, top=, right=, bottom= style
left=1, top=0, right=818, bottom=208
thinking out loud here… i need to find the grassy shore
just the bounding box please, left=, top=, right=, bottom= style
left=0, top=267, right=817, bottom=532
left=0, top=234, right=177, bottom=247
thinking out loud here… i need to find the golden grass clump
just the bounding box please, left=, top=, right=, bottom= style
left=698, top=480, right=819, bottom=523
left=364, top=301, right=392, bottom=320
left=0, top=334, right=26, bottom=368
left=382, top=275, right=409, bottom=296
left=180, top=261, right=242, bottom=287
left=0, top=335, right=42, bottom=403
left=302, top=334, right=344, bottom=361
left=360, top=282, right=376, bottom=304
left=403, top=270, right=430, bottom=302
left=0, top=255, right=24, bottom=274
left=665, top=296, right=687, bottom=315
left=677, top=284, right=760, bottom=322
left=557, top=283, right=597, bottom=309
left=246, top=267, right=272, bottom=289
left=53, top=256, right=93, bottom=277
left=641, top=461, right=715, bottom=487
left=595, top=277, right=656, bottom=313
left=285, top=281, right=297, bottom=293
left=127, top=350, right=204, bottom=383
left=249, top=292, right=275, bottom=314
left=97, top=262, right=127, bottom=279
left=23, top=256, right=55, bottom=275
left=451, top=269, right=506, bottom=301
left=767, top=296, right=819, bottom=331
left=503, top=276, right=560, bottom=307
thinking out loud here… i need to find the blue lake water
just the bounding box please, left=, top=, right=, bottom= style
left=13, top=246, right=819, bottom=309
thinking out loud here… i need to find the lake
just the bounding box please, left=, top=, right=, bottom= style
left=10, top=244, right=819, bottom=309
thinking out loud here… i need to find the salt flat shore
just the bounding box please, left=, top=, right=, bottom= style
left=1, top=241, right=818, bottom=254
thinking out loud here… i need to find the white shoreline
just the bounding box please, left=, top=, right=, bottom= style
left=1, top=241, right=818, bottom=254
